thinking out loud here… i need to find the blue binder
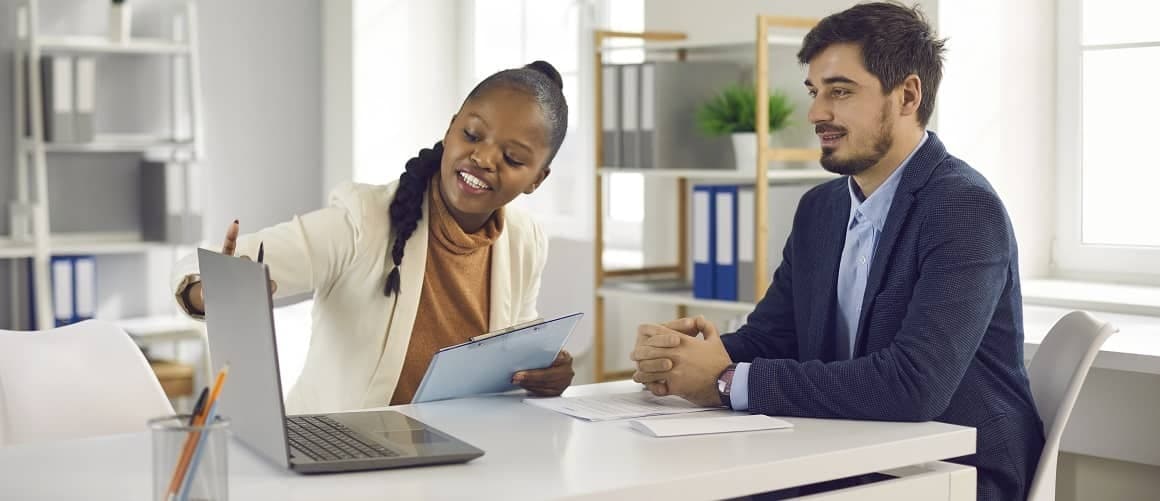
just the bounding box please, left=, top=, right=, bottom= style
left=713, top=186, right=739, bottom=301
left=692, top=185, right=716, bottom=299
left=27, top=255, right=96, bottom=329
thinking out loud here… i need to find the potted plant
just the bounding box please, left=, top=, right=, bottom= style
left=696, top=84, right=794, bottom=172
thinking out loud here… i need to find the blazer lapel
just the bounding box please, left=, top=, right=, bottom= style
left=854, top=190, right=913, bottom=353
left=807, top=183, right=850, bottom=361
left=361, top=195, right=431, bottom=408
left=853, top=132, right=948, bottom=355
left=488, top=217, right=513, bottom=330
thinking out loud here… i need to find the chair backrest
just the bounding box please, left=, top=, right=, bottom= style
left=0, top=320, right=174, bottom=447
left=1025, top=311, right=1117, bottom=501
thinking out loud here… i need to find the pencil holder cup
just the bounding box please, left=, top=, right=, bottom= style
left=149, top=414, right=231, bottom=501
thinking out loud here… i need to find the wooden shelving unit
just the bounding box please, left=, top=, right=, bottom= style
left=592, top=16, right=824, bottom=382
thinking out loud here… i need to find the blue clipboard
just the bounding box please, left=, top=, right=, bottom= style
left=412, top=312, right=584, bottom=403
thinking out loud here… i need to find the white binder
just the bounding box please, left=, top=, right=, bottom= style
left=619, top=64, right=640, bottom=168
left=73, top=56, right=96, bottom=143
left=73, top=256, right=96, bottom=321
left=51, top=257, right=74, bottom=325
left=601, top=65, right=621, bottom=167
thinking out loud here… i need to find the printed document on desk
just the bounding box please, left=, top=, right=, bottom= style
left=524, top=390, right=718, bottom=421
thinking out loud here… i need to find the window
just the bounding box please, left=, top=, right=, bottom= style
left=1056, top=0, right=1160, bottom=282
left=462, top=0, right=646, bottom=244
left=465, top=0, right=592, bottom=239
left=599, top=0, right=645, bottom=252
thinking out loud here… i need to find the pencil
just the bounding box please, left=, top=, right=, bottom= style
left=166, top=364, right=230, bottom=499
left=177, top=399, right=223, bottom=501
left=187, top=387, right=208, bottom=426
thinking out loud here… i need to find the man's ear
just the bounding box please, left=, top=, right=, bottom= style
left=899, top=74, right=922, bottom=118
left=524, top=167, right=551, bottom=194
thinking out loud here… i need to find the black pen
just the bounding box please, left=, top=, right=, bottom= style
left=187, top=387, right=209, bottom=426
left=257, top=241, right=265, bottom=264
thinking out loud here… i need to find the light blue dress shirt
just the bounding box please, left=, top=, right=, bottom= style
left=730, top=132, right=928, bottom=411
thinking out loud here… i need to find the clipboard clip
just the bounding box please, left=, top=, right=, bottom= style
left=470, top=318, right=544, bottom=342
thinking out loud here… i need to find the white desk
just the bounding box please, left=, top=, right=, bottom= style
left=0, top=381, right=975, bottom=500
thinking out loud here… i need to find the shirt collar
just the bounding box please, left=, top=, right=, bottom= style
left=847, top=131, right=929, bottom=231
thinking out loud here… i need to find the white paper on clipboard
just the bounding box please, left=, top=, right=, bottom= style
left=411, top=312, right=584, bottom=403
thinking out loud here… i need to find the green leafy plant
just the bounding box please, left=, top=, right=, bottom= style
left=696, top=84, right=794, bottom=136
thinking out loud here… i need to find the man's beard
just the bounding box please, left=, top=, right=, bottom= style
left=820, top=103, right=894, bottom=176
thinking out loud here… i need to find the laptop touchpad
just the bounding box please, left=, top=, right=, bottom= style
left=376, top=429, right=449, bottom=446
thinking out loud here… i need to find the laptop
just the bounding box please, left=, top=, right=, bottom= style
left=197, top=249, right=484, bottom=474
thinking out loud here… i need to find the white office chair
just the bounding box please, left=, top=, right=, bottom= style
left=0, top=320, right=174, bottom=447
left=1025, top=311, right=1117, bottom=501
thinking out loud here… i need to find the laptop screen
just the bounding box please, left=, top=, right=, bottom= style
left=199, top=249, right=292, bottom=467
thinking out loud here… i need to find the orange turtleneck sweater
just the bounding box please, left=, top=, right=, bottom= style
left=390, top=177, right=504, bottom=405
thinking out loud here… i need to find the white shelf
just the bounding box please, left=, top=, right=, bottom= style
left=599, top=32, right=808, bottom=54
left=28, top=36, right=190, bottom=55
left=1023, top=279, right=1160, bottom=317
left=0, top=238, right=35, bottom=259
left=597, top=284, right=757, bottom=314
left=48, top=233, right=171, bottom=255
left=1, top=234, right=172, bottom=258
left=21, top=135, right=195, bottom=154
left=598, top=167, right=838, bottom=184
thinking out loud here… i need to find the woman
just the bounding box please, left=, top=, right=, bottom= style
left=172, top=61, right=572, bottom=414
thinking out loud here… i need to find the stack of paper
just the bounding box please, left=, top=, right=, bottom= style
left=524, top=391, right=717, bottom=422
left=629, top=414, right=794, bottom=437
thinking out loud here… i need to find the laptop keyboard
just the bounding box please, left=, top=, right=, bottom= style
left=286, top=415, right=401, bottom=462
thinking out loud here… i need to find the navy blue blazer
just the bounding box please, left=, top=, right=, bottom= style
left=724, top=132, right=1044, bottom=500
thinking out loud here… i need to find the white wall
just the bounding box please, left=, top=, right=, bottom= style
left=197, top=0, right=323, bottom=231
left=646, top=0, right=938, bottom=44
left=327, top=0, right=461, bottom=189
left=938, top=0, right=1055, bottom=279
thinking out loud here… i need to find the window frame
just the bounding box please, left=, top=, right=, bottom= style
left=1053, top=0, right=1160, bottom=284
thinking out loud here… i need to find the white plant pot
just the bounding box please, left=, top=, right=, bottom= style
left=731, top=132, right=790, bottom=174
left=108, top=3, right=132, bottom=43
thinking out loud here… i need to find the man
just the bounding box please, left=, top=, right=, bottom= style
left=631, top=3, right=1044, bottom=499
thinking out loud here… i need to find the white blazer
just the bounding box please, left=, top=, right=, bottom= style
left=172, top=182, right=548, bottom=414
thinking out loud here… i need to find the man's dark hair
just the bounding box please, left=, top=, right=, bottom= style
left=798, top=2, right=946, bottom=126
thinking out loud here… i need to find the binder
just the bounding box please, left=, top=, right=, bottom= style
left=601, top=65, right=621, bottom=167
left=73, top=255, right=97, bottom=322
left=50, top=256, right=74, bottom=327
left=637, top=61, right=743, bottom=171
left=737, top=186, right=758, bottom=302
left=73, top=56, right=96, bottom=143
left=692, top=185, right=716, bottom=299
left=141, top=160, right=203, bottom=244
left=619, top=64, right=641, bottom=168
left=40, top=55, right=75, bottom=143
left=22, top=54, right=31, bottom=137
left=638, top=63, right=655, bottom=169
left=714, top=186, right=739, bottom=301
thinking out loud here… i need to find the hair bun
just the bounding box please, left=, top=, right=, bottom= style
left=524, top=60, right=564, bottom=90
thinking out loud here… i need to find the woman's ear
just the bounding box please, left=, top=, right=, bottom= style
left=524, top=167, right=552, bottom=194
